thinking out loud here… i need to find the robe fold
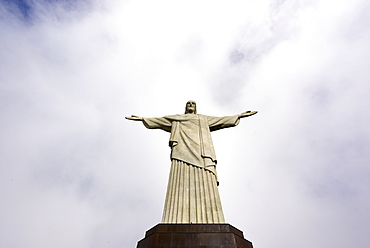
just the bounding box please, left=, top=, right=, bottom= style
left=142, top=113, right=240, bottom=223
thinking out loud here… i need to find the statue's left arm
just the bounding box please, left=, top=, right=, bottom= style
left=239, top=111, right=258, bottom=118
left=207, top=110, right=258, bottom=131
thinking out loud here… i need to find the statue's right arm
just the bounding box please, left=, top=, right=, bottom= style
left=126, top=115, right=171, bottom=132
left=125, top=115, right=143, bottom=121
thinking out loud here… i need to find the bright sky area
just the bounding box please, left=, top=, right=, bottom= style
left=1, top=0, right=370, bottom=247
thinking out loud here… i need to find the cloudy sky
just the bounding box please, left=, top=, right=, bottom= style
left=1, top=0, right=370, bottom=247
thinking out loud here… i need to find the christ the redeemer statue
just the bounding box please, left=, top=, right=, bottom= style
left=126, top=100, right=257, bottom=224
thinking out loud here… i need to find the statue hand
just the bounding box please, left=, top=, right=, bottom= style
left=125, top=115, right=143, bottom=121
left=239, top=111, right=258, bottom=118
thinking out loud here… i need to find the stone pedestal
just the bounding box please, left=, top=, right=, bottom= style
left=136, top=224, right=253, bottom=248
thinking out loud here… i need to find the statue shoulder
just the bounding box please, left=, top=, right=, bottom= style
left=165, top=114, right=199, bottom=121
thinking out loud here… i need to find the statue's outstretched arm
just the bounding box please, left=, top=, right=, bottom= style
left=239, top=111, right=258, bottom=118
left=125, top=115, right=143, bottom=121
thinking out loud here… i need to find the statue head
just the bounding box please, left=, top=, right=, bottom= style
left=185, top=100, right=197, bottom=114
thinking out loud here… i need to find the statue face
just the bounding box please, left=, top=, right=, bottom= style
left=185, top=100, right=196, bottom=114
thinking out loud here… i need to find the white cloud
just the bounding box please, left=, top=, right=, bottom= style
left=1, top=0, right=369, bottom=247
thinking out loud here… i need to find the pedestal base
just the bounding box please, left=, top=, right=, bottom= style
left=136, top=224, right=253, bottom=248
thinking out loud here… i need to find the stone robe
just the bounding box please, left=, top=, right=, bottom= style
left=142, top=114, right=240, bottom=223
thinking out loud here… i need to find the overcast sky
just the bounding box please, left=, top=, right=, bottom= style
left=1, top=0, right=370, bottom=247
